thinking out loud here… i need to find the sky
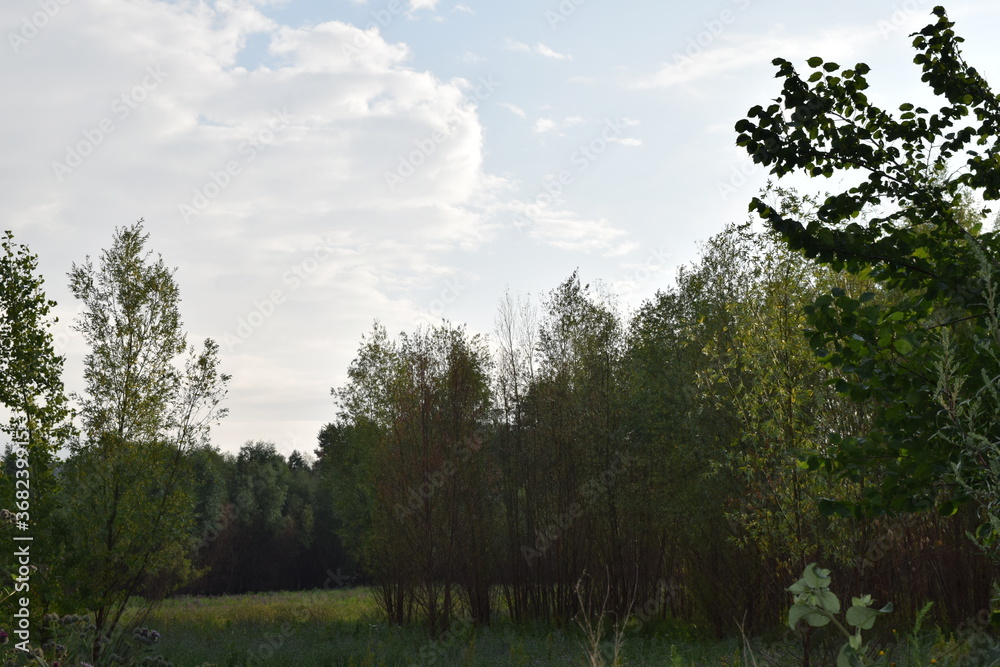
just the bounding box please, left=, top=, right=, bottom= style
left=3, top=0, right=1000, bottom=457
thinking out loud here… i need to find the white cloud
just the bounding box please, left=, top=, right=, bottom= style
left=501, top=103, right=526, bottom=118
left=532, top=115, right=587, bottom=135
left=526, top=209, right=635, bottom=256
left=504, top=39, right=571, bottom=60
left=504, top=39, right=532, bottom=53
left=633, top=26, right=883, bottom=89
left=0, top=0, right=499, bottom=452
left=536, top=43, right=571, bottom=60
left=457, top=50, right=484, bottom=64
left=533, top=118, right=557, bottom=134
left=609, top=137, right=642, bottom=146
left=410, top=0, right=440, bottom=10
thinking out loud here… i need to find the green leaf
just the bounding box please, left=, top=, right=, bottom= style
left=939, top=500, right=959, bottom=516
left=788, top=603, right=813, bottom=629
left=893, top=338, right=913, bottom=355
left=802, top=563, right=822, bottom=588
left=806, top=612, right=831, bottom=627
left=788, top=580, right=809, bottom=594
left=846, top=604, right=878, bottom=629
left=838, top=644, right=864, bottom=667
left=817, top=589, right=841, bottom=613
left=975, top=522, right=994, bottom=542
left=807, top=56, right=824, bottom=68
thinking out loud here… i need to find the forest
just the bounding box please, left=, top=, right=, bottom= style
left=4, top=5, right=1000, bottom=666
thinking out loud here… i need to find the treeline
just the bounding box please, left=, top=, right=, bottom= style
left=0, top=201, right=996, bottom=659
left=174, top=442, right=354, bottom=595
left=1, top=441, right=353, bottom=596
left=325, top=190, right=997, bottom=636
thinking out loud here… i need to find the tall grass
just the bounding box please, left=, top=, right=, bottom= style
left=142, top=587, right=997, bottom=666
left=145, top=587, right=754, bottom=666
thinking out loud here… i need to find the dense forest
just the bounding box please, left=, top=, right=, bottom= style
left=4, top=5, right=1000, bottom=666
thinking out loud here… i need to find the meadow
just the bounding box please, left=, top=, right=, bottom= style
left=144, top=587, right=739, bottom=666
left=140, top=587, right=988, bottom=667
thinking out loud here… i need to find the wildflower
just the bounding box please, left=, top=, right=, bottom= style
left=133, top=627, right=161, bottom=645
left=0, top=630, right=7, bottom=644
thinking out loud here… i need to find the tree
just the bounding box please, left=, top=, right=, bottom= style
left=329, top=322, right=494, bottom=633
left=0, top=230, right=72, bottom=466
left=0, top=230, right=74, bottom=624
left=529, top=272, right=634, bottom=617
left=735, top=6, right=1000, bottom=528
left=229, top=441, right=290, bottom=591
left=58, top=220, right=229, bottom=660
left=492, top=289, right=539, bottom=621
left=697, top=216, right=868, bottom=567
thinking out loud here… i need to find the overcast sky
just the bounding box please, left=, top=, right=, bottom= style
left=3, top=0, right=999, bottom=457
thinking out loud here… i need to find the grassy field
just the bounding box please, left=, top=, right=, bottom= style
left=140, top=588, right=989, bottom=666
left=143, top=588, right=753, bottom=666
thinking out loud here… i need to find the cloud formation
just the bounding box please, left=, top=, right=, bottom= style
left=0, top=0, right=499, bottom=449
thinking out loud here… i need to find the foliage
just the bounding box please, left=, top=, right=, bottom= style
left=58, top=220, right=230, bottom=661
left=323, top=239, right=998, bottom=635
left=736, top=6, right=1000, bottom=529
left=0, top=613, right=170, bottom=667
left=787, top=563, right=892, bottom=666
left=329, top=321, right=495, bottom=632
left=179, top=441, right=353, bottom=596
left=696, top=213, right=873, bottom=577
left=0, top=230, right=73, bottom=452
left=0, top=230, right=74, bottom=623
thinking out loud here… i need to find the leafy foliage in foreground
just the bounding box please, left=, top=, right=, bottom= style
left=787, top=563, right=893, bottom=666
left=737, top=6, right=1000, bottom=533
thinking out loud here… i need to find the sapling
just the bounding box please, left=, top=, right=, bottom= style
left=787, top=563, right=893, bottom=667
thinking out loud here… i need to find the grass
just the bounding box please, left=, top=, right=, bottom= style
left=139, top=588, right=998, bottom=666
left=144, top=588, right=751, bottom=666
